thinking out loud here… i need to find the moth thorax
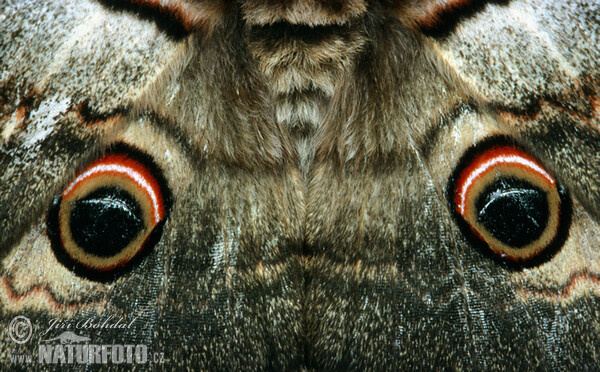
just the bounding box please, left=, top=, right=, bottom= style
left=246, top=21, right=366, bottom=171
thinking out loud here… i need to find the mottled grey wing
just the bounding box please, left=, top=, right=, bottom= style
left=0, top=0, right=181, bottom=248
left=0, top=0, right=180, bottom=366
left=305, top=0, right=600, bottom=369
left=0, top=1, right=302, bottom=370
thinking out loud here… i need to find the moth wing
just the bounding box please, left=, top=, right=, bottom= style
left=430, top=0, right=600, bottom=215
left=421, top=0, right=600, bottom=366
left=0, top=1, right=186, bottom=247
left=306, top=0, right=600, bottom=368
left=0, top=0, right=189, bottom=362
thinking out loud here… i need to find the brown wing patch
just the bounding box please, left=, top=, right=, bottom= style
left=0, top=105, right=28, bottom=143
left=0, top=275, right=107, bottom=315
left=497, top=100, right=600, bottom=132
left=415, top=0, right=475, bottom=28
left=516, top=271, right=600, bottom=304
left=1, top=93, right=123, bottom=144
left=391, top=0, right=508, bottom=35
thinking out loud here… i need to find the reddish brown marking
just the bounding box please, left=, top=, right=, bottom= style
left=74, top=99, right=123, bottom=128
left=128, top=0, right=230, bottom=34
left=517, top=271, right=600, bottom=301
left=15, top=106, right=26, bottom=123
left=78, top=113, right=122, bottom=129
left=11, top=105, right=30, bottom=133
left=587, top=93, right=600, bottom=116
left=62, top=153, right=166, bottom=223
left=416, top=0, right=475, bottom=30
left=454, top=145, right=555, bottom=216
left=7, top=95, right=35, bottom=132
left=497, top=103, right=600, bottom=133
left=0, top=104, right=31, bottom=139
left=130, top=0, right=193, bottom=30
left=1, top=275, right=105, bottom=313
left=495, top=89, right=600, bottom=126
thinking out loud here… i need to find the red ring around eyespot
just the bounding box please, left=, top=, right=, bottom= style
left=62, top=153, right=166, bottom=224
left=453, top=145, right=556, bottom=218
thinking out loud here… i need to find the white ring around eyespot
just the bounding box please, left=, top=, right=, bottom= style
left=458, top=155, right=555, bottom=215
left=63, top=164, right=161, bottom=223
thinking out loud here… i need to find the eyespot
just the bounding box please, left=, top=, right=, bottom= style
left=447, top=137, right=571, bottom=267
left=47, top=144, right=171, bottom=281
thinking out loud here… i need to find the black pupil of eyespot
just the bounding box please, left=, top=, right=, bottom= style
left=70, top=187, right=144, bottom=257
left=475, top=177, right=549, bottom=248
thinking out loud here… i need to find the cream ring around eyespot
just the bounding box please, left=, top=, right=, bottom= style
left=457, top=154, right=555, bottom=216
left=62, top=175, right=154, bottom=229
left=461, top=165, right=557, bottom=218
left=45, top=145, right=172, bottom=280
left=462, top=168, right=561, bottom=261
left=58, top=208, right=151, bottom=271
left=63, top=163, right=163, bottom=224
left=58, top=176, right=157, bottom=270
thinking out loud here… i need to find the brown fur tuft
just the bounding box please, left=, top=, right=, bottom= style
left=241, top=0, right=367, bottom=26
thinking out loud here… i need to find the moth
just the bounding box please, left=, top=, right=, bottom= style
left=1, top=0, right=599, bottom=369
